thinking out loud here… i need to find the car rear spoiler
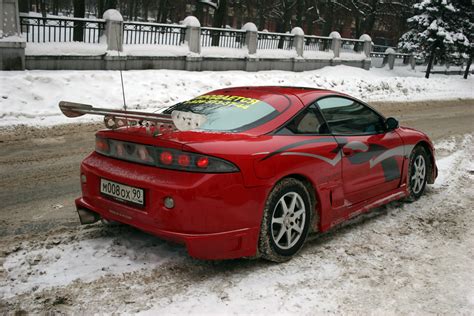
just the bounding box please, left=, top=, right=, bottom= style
left=59, top=101, right=176, bottom=131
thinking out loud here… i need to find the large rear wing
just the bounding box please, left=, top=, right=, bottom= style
left=59, top=101, right=206, bottom=132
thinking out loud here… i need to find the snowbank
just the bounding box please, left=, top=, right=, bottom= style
left=0, top=65, right=472, bottom=127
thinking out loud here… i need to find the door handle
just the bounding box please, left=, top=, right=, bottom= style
left=341, top=141, right=369, bottom=157
left=342, top=147, right=354, bottom=156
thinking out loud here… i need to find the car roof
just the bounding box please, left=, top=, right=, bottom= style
left=198, top=86, right=350, bottom=135
left=208, top=86, right=348, bottom=105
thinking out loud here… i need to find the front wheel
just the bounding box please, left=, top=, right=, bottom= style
left=258, top=178, right=312, bottom=262
left=406, top=146, right=429, bottom=202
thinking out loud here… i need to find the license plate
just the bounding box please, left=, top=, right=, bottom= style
left=100, top=179, right=144, bottom=206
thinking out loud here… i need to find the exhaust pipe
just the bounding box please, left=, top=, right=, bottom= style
left=77, top=208, right=101, bottom=225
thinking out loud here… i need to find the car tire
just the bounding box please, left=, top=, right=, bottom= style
left=405, top=146, right=430, bottom=202
left=258, top=178, right=312, bottom=262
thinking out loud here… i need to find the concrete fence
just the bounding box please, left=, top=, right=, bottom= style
left=1, top=1, right=411, bottom=72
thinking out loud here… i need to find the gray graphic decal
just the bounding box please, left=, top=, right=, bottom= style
left=262, top=139, right=416, bottom=182
left=281, top=151, right=342, bottom=166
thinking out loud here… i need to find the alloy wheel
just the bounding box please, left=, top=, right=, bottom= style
left=411, top=155, right=426, bottom=194
left=271, top=192, right=306, bottom=250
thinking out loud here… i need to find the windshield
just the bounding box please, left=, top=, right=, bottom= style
left=163, top=94, right=279, bottom=132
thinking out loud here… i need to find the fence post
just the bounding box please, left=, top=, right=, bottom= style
left=329, top=31, right=341, bottom=58
left=103, top=9, right=123, bottom=52
left=242, top=22, right=257, bottom=55
left=385, top=48, right=396, bottom=70
left=359, top=34, right=372, bottom=70
left=0, top=0, right=25, bottom=70
left=182, top=16, right=201, bottom=54
left=291, top=27, right=304, bottom=58
left=409, top=54, right=416, bottom=70
left=359, top=34, right=372, bottom=57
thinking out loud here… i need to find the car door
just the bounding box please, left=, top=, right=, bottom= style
left=273, top=103, right=343, bottom=229
left=316, top=96, right=404, bottom=205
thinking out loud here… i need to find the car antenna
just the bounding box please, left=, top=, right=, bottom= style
left=116, top=36, right=127, bottom=111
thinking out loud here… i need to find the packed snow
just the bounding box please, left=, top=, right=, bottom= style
left=0, top=134, right=472, bottom=314
left=0, top=230, right=183, bottom=299
left=0, top=65, right=472, bottom=127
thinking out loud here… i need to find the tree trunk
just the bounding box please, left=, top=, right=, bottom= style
left=321, top=1, right=334, bottom=36
left=361, top=0, right=378, bottom=37
left=212, top=0, right=228, bottom=46
left=195, top=2, right=204, bottom=22
left=354, top=16, right=361, bottom=38
left=277, top=3, right=293, bottom=49
left=19, top=0, right=29, bottom=13
left=134, top=0, right=139, bottom=21
left=213, top=0, right=227, bottom=28
left=296, top=0, right=304, bottom=27
left=73, top=0, right=85, bottom=42
left=52, top=0, right=59, bottom=15
left=105, top=0, right=117, bottom=10
left=143, top=0, right=149, bottom=22
left=464, top=53, right=472, bottom=79
left=97, top=0, right=105, bottom=18
left=40, top=0, right=46, bottom=17
left=257, top=3, right=266, bottom=29
left=425, top=46, right=437, bottom=79
left=157, top=0, right=170, bottom=23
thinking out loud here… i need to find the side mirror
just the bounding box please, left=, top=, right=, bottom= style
left=386, top=117, right=399, bottom=131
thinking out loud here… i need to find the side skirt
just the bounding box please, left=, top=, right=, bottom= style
left=322, top=185, right=408, bottom=231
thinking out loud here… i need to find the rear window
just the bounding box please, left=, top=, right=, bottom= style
left=163, top=94, right=279, bottom=132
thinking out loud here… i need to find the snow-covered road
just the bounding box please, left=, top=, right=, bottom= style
left=1, top=133, right=472, bottom=314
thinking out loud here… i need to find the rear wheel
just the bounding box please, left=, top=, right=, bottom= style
left=406, top=146, right=429, bottom=202
left=259, top=178, right=311, bottom=262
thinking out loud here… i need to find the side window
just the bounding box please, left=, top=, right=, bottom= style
left=285, top=104, right=329, bottom=134
left=317, top=97, right=386, bottom=135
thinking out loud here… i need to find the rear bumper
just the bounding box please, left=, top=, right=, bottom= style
left=76, top=198, right=260, bottom=259
left=77, top=152, right=268, bottom=260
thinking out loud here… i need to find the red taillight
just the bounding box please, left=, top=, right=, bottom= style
left=96, top=137, right=109, bottom=153
left=196, top=156, right=209, bottom=169
left=178, top=154, right=191, bottom=167
left=160, top=151, right=173, bottom=165
left=95, top=137, right=238, bottom=172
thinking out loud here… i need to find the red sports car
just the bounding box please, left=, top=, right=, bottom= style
left=60, top=86, right=437, bottom=262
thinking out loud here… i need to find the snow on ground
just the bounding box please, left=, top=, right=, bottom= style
left=1, top=134, right=473, bottom=314
left=25, top=42, right=108, bottom=56
left=0, top=65, right=472, bottom=127
left=0, top=229, right=184, bottom=299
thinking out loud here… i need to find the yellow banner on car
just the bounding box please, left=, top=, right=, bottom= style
left=182, top=94, right=260, bottom=110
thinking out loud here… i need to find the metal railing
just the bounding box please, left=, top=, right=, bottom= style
left=257, top=31, right=294, bottom=50
left=200, top=27, right=246, bottom=48
left=123, top=21, right=186, bottom=45
left=340, top=38, right=364, bottom=53
left=370, top=52, right=411, bottom=59
left=372, top=44, right=397, bottom=53
left=20, top=14, right=105, bottom=43
left=370, top=51, right=412, bottom=68
left=303, top=35, right=332, bottom=52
